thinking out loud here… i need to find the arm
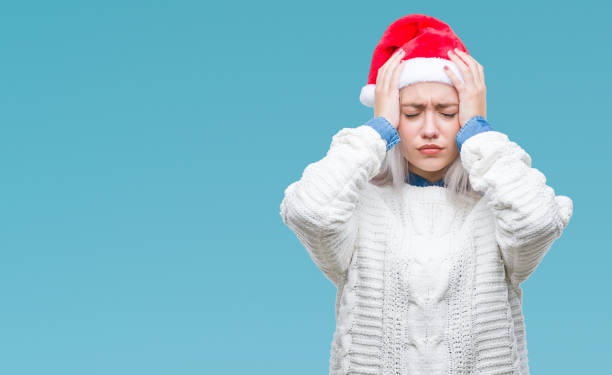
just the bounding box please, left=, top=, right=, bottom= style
left=457, top=117, right=574, bottom=287
left=279, top=117, right=397, bottom=287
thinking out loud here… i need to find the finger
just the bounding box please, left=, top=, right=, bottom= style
left=391, top=47, right=405, bottom=62
left=471, top=63, right=483, bottom=86
left=447, top=49, right=475, bottom=86
left=387, top=50, right=406, bottom=89
left=467, top=55, right=485, bottom=86
left=376, top=60, right=388, bottom=86
left=456, top=50, right=483, bottom=83
left=383, top=48, right=404, bottom=70
left=390, top=59, right=406, bottom=91
left=447, top=49, right=473, bottom=84
left=453, top=49, right=481, bottom=86
left=477, top=64, right=485, bottom=86
left=379, top=48, right=405, bottom=90
left=376, top=53, right=395, bottom=87
left=377, top=52, right=396, bottom=86
left=443, top=65, right=464, bottom=91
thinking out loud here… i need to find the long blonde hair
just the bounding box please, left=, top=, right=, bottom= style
left=369, top=144, right=478, bottom=197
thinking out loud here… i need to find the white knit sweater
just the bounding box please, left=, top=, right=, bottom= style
left=279, top=124, right=573, bottom=375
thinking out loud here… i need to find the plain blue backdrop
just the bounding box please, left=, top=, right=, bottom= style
left=0, top=1, right=609, bottom=374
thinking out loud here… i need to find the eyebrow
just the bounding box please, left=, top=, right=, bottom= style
left=401, top=103, right=459, bottom=109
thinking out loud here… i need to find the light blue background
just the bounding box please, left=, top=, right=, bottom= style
left=0, top=1, right=608, bottom=374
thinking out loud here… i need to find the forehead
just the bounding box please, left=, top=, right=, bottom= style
left=399, top=82, right=458, bottom=103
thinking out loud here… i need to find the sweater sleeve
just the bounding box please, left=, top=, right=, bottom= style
left=364, top=116, right=401, bottom=151
left=458, top=123, right=574, bottom=287
left=279, top=124, right=388, bottom=287
left=456, top=115, right=494, bottom=152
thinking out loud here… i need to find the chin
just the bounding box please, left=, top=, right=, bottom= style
left=412, top=160, right=450, bottom=172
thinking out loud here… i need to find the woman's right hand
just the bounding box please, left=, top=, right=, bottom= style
left=374, top=48, right=406, bottom=130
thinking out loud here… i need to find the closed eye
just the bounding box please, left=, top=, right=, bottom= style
left=403, top=113, right=457, bottom=118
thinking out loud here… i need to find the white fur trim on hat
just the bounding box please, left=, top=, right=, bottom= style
left=359, top=57, right=466, bottom=108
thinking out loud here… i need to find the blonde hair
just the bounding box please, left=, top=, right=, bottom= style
left=369, top=144, right=479, bottom=197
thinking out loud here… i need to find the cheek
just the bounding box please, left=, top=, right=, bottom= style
left=397, top=126, right=421, bottom=156
left=451, top=122, right=461, bottom=133
left=447, top=125, right=461, bottom=140
left=397, top=123, right=417, bottom=141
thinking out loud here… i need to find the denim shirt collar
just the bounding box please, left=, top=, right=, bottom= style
left=406, top=171, right=445, bottom=187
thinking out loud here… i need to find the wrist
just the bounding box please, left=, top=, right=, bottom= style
left=460, top=114, right=486, bottom=128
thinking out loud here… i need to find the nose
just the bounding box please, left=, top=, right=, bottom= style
left=421, top=111, right=439, bottom=139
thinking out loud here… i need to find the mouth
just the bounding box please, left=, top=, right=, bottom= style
left=418, top=146, right=443, bottom=154
left=418, top=144, right=442, bottom=150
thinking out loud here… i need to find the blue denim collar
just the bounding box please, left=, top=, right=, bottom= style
left=406, top=171, right=445, bottom=187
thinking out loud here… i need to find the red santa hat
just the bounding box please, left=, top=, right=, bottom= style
left=360, top=14, right=469, bottom=108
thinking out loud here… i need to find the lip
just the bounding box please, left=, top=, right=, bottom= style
left=419, top=148, right=442, bottom=154
left=418, top=144, right=443, bottom=154
left=418, top=144, right=442, bottom=149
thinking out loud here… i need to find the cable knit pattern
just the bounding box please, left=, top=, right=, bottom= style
left=280, top=125, right=387, bottom=287
left=279, top=123, right=573, bottom=375
left=459, top=131, right=573, bottom=288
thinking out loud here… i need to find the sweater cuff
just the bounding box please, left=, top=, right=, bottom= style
left=456, top=116, right=494, bottom=153
left=365, top=116, right=400, bottom=151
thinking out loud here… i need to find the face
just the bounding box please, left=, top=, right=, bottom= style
left=397, top=82, right=461, bottom=182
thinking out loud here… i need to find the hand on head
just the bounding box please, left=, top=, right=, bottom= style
left=443, top=48, right=487, bottom=128
left=373, top=48, right=406, bottom=130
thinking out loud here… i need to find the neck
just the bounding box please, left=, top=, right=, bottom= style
left=406, top=169, right=445, bottom=187
left=408, top=165, right=447, bottom=183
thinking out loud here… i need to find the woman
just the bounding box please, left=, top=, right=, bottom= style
left=279, top=14, right=573, bottom=375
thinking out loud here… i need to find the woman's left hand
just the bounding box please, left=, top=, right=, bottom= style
left=443, top=48, right=487, bottom=128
